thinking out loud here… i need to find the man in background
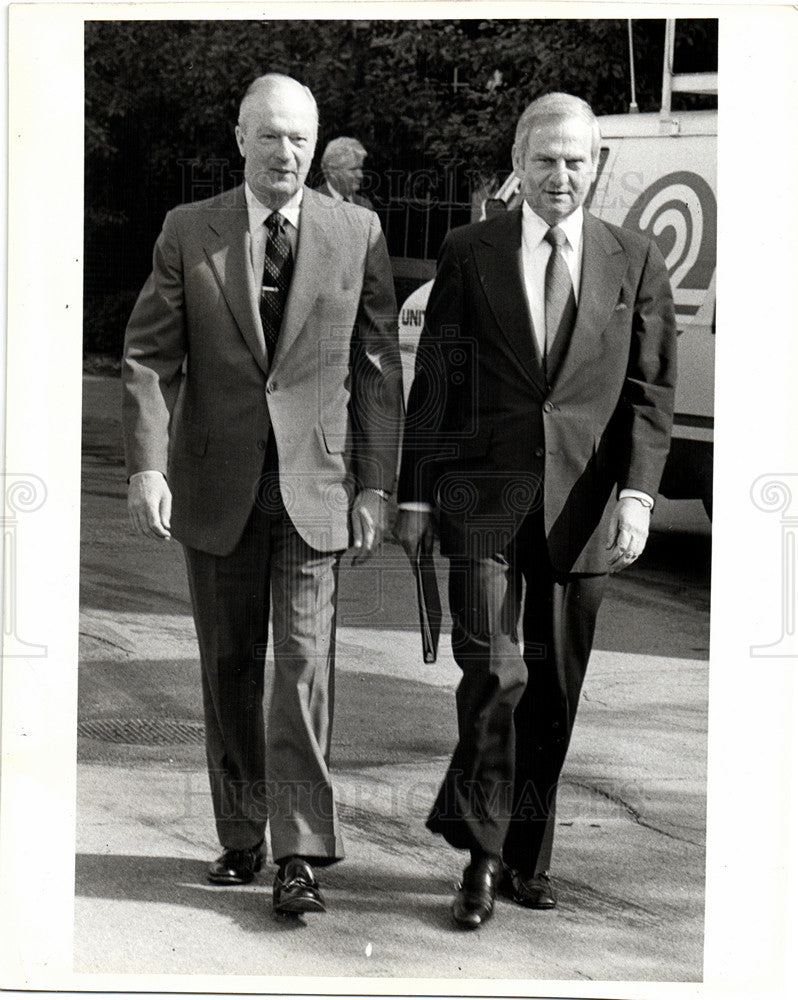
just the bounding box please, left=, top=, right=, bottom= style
left=317, top=136, right=373, bottom=207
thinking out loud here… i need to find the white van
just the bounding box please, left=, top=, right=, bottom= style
left=399, top=20, right=716, bottom=514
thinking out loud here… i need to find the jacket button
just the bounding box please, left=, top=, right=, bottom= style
left=534, top=446, right=545, bottom=459
left=257, top=439, right=267, bottom=450
left=543, top=401, right=555, bottom=413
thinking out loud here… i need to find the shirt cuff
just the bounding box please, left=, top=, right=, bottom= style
left=619, top=488, right=654, bottom=508
left=129, top=470, right=166, bottom=484
left=398, top=501, right=433, bottom=512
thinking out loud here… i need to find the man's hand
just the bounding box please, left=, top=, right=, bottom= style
left=394, top=508, right=434, bottom=560
left=350, top=489, right=387, bottom=564
left=606, top=496, right=650, bottom=572
left=128, top=471, right=172, bottom=540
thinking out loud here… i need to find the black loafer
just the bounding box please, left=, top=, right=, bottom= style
left=207, top=841, right=264, bottom=885
left=273, top=857, right=326, bottom=914
left=508, top=869, right=557, bottom=909
left=451, top=855, right=504, bottom=929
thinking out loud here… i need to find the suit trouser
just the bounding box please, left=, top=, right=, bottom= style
left=182, top=453, right=345, bottom=865
left=427, top=511, right=606, bottom=875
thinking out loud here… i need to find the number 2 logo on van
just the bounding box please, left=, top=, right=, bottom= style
left=622, top=171, right=717, bottom=328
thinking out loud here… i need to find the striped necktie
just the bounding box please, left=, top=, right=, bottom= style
left=260, top=212, right=294, bottom=358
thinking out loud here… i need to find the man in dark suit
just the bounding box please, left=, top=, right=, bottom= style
left=316, top=136, right=374, bottom=208
left=396, top=93, right=676, bottom=928
left=123, top=73, right=402, bottom=916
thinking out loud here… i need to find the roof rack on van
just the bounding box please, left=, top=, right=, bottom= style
left=660, top=18, right=718, bottom=116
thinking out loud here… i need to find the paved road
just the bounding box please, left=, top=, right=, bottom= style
left=75, top=374, right=710, bottom=984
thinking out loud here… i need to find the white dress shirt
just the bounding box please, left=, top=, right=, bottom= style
left=521, top=201, right=584, bottom=359
left=324, top=179, right=344, bottom=201
left=245, top=182, right=301, bottom=280
left=398, top=202, right=653, bottom=512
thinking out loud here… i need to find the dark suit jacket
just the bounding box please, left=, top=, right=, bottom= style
left=122, top=184, right=402, bottom=556
left=316, top=179, right=374, bottom=210
left=398, top=208, right=677, bottom=574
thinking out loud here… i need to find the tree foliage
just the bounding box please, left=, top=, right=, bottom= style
left=84, top=17, right=717, bottom=354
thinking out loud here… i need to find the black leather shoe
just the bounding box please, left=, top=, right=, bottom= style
left=273, top=857, right=326, bottom=914
left=451, top=855, right=503, bottom=929
left=207, top=842, right=264, bottom=885
left=508, top=869, right=557, bottom=909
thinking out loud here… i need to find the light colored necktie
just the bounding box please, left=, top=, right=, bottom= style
left=543, top=226, right=577, bottom=379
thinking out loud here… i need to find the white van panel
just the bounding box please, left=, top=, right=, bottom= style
left=592, top=132, right=716, bottom=424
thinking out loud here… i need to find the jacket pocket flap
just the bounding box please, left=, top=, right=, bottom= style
left=321, top=422, right=349, bottom=455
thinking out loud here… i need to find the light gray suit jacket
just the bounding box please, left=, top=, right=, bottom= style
left=122, top=184, right=402, bottom=555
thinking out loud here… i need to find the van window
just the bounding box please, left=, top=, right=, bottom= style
left=585, top=147, right=610, bottom=210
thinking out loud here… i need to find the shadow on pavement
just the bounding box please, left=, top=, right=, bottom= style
left=75, top=852, right=453, bottom=932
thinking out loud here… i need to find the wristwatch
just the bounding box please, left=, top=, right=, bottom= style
left=364, top=487, right=391, bottom=501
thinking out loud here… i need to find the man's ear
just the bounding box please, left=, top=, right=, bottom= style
left=234, top=124, right=245, bottom=157
left=511, top=142, right=522, bottom=176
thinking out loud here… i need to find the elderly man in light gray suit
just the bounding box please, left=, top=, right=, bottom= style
left=122, top=73, right=402, bottom=917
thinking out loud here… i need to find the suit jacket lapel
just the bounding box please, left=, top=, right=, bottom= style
left=272, top=187, right=332, bottom=365
left=473, top=210, right=547, bottom=396
left=552, top=211, right=628, bottom=386
left=203, top=185, right=270, bottom=376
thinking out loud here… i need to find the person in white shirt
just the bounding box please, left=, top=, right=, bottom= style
left=396, top=92, right=676, bottom=929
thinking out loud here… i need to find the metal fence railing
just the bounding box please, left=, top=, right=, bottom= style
left=378, top=196, right=473, bottom=282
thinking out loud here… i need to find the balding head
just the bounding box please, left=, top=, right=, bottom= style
left=235, top=73, right=319, bottom=209
left=238, top=73, right=318, bottom=135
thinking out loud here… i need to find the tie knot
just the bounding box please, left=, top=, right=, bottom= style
left=266, top=212, right=285, bottom=235
left=545, top=226, right=566, bottom=250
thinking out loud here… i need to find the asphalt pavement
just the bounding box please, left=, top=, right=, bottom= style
left=74, top=373, right=711, bottom=986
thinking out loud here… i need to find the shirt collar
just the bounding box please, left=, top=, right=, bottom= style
left=521, top=201, right=584, bottom=251
left=324, top=178, right=344, bottom=201
left=244, top=182, right=303, bottom=230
